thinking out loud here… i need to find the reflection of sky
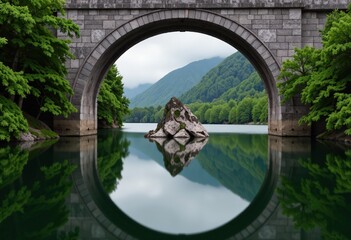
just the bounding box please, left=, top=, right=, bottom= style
left=110, top=154, right=250, bottom=234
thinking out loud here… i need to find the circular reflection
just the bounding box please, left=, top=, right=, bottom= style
left=110, top=155, right=250, bottom=234
left=97, top=125, right=268, bottom=235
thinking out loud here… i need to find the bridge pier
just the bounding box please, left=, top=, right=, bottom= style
left=54, top=119, right=97, bottom=136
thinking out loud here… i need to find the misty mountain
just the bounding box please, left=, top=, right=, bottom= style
left=124, top=83, right=152, bottom=99
left=129, top=57, right=224, bottom=108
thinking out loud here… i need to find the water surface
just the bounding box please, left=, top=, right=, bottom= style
left=1, top=124, right=351, bottom=240
left=105, top=124, right=268, bottom=234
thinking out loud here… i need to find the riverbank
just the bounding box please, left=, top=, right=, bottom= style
left=18, top=114, right=59, bottom=142
left=318, top=130, right=351, bottom=145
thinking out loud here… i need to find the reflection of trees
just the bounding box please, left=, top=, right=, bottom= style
left=198, top=134, right=268, bottom=201
left=97, top=129, right=130, bottom=193
left=0, top=143, right=78, bottom=240
left=0, top=145, right=29, bottom=188
left=277, top=150, right=351, bottom=239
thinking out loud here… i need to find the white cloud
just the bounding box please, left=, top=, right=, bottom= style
left=116, top=32, right=236, bottom=89
left=109, top=154, right=249, bottom=234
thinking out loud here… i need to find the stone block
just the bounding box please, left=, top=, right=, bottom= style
left=103, top=20, right=115, bottom=29
left=258, top=9, right=269, bottom=15
left=71, top=59, right=80, bottom=69
left=239, top=15, right=251, bottom=25
left=289, top=9, right=301, bottom=20
left=283, top=20, right=301, bottom=29
left=68, top=10, right=78, bottom=20
left=258, top=29, right=277, bottom=43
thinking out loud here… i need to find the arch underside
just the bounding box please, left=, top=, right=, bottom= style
left=53, top=9, right=310, bottom=136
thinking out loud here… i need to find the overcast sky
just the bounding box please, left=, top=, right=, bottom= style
left=111, top=154, right=249, bottom=234
left=116, top=32, right=237, bottom=89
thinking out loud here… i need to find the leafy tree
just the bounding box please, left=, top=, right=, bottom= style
left=0, top=0, right=79, bottom=114
left=0, top=95, right=28, bottom=141
left=194, top=103, right=211, bottom=123
left=229, top=105, right=238, bottom=124
left=204, top=108, right=212, bottom=123
left=237, top=97, right=254, bottom=123
left=278, top=5, right=351, bottom=134
left=154, top=107, right=164, bottom=123
left=209, top=105, right=222, bottom=123
left=97, top=65, right=130, bottom=128
left=219, top=104, right=230, bottom=123
left=252, top=96, right=268, bottom=123
left=0, top=0, right=80, bottom=141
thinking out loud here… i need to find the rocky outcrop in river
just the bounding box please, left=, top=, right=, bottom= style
left=145, top=97, right=209, bottom=139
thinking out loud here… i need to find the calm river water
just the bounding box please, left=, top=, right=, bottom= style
left=0, top=123, right=350, bottom=240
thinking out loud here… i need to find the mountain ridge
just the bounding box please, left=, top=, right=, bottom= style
left=180, top=52, right=257, bottom=103
left=129, top=57, right=224, bottom=108
left=124, top=83, right=152, bottom=99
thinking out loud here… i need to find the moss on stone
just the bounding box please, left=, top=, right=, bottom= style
left=174, top=110, right=180, bottom=118
left=179, top=122, right=186, bottom=129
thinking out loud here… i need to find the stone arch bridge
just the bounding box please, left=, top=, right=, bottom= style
left=55, top=0, right=350, bottom=136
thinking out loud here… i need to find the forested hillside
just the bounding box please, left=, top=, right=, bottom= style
left=180, top=52, right=256, bottom=103
left=130, top=57, right=224, bottom=108
left=219, top=72, right=264, bottom=101
left=125, top=51, right=268, bottom=124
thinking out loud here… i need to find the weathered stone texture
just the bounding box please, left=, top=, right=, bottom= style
left=65, top=0, right=350, bottom=10
left=56, top=0, right=350, bottom=136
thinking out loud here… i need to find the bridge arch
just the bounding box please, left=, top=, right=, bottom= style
left=54, top=9, right=303, bottom=136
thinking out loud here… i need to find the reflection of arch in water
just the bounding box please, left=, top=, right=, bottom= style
left=66, top=135, right=307, bottom=239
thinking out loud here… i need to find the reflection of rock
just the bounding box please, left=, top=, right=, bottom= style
left=150, top=137, right=208, bottom=176
left=145, top=97, right=209, bottom=139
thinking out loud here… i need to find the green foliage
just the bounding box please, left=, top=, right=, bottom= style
left=0, top=0, right=79, bottom=121
left=0, top=145, right=29, bottom=188
left=98, top=65, right=130, bottom=128
left=219, top=72, right=265, bottom=102
left=198, top=133, right=268, bottom=201
left=0, top=139, right=77, bottom=239
left=0, top=95, right=29, bottom=141
left=0, top=156, right=77, bottom=239
left=237, top=97, right=254, bottom=124
left=278, top=6, right=351, bottom=134
left=125, top=96, right=268, bottom=124
left=130, top=57, right=224, bottom=108
left=0, top=187, right=31, bottom=223
left=252, top=96, right=268, bottom=123
left=180, top=52, right=257, bottom=103
left=97, top=129, right=129, bottom=193
left=277, top=150, right=351, bottom=239
left=125, top=51, right=268, bottom=125
left=0, top=62, right=30, bottom=97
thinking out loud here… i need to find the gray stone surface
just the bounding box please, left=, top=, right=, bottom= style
left=65, top=0, right=350, bottom=10
left=145, top=97, right=209, bottom=139
left=56, top=0, right=350, bottom=137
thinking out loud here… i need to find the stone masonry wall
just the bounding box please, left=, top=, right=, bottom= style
left=65, top=0, right=350, bottom=10
left=58, top=0, right=350, bottom=136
